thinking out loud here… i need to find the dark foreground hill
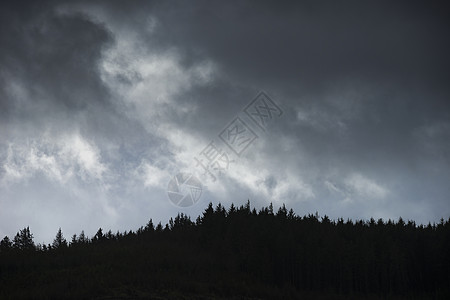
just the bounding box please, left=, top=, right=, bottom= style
left=1, top=201, right=449, bottom=299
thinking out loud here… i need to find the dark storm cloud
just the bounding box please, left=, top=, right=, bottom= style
left=1, top=2, right=110, bottom=110
left=0, top=1, right=168, bottom=155
left=107, top=0, right=450, bottom=156
left=0, top=1, right=174, bottom=242
left=128, top=0, right=450, bottom=221
left=144, top=1, right=450, bottom=86
left=136, top=0, right=450, bottom=192
left=0, top=1, right=120, bottom=149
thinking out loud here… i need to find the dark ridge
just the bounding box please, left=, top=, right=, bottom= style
left=1, top=201, right=449, bottom=299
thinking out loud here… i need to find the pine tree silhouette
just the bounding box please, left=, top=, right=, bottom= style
left=0, top=202, right=449, bottom=299
left=52, top=228, right=67, bottom=249
left=12, top=226, right=34, bottom=251
left=0, top=236, right=12, bottom=252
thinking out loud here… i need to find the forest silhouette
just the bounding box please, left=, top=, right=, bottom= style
left=1, top=201, right=449, bottom=299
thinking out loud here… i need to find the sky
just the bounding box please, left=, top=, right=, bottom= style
left=1, top=0, right=449, bottom=244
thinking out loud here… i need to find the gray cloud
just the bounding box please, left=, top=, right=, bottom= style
left=1, top=0, right=449, bottom=243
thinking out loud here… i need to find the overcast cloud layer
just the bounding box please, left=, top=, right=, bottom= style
left=1, top=0, right=449, bottom=244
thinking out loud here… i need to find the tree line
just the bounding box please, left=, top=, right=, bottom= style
left=0, top=201, right=449, bottom=299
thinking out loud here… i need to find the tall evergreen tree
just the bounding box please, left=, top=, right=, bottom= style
left=52, top=228, right=67, bottom=249
left=0, top=236, right=12, bottom=251
left=77, top=230, right=88, bottom=243
left=12, top=227, right=35, bottom=251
